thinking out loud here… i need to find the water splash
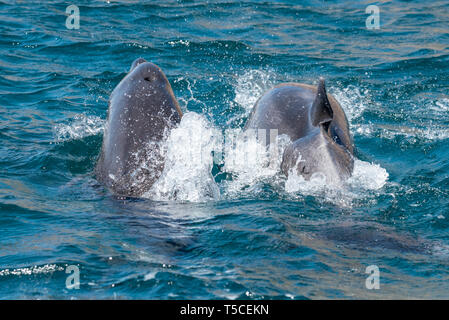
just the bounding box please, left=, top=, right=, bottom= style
left=354, top=123, right=449, bottom=141
left=145, top=112, right=221, bottom=202
left=284, top=159, right=389, bottom=207
left=54, top=114, right=105, bottom=142
left=222, top=130, right=290, bottom=196
left=331, top=85, right=371, bottom=123
left=0, top=264, right=65, bottom=276
left=347, top=160, right=389, bottom=190
left=233, top=69, right=278, bottom=114
left=226, top=70, right=389, bottom=205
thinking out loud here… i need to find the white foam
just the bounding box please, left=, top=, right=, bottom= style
left=0, top=264, right=65, bottom=276
left=434, top=98, right=449, bottom=113
left=168, top=39, right=190, bottom=47
left=222, top=130, right=290, bottom=196
left=54, top=114, right=105, bottom=142
left=421, top=127, right=449, bottom=140
left=145, top=112, right=221, bottom=202
left=418, top=97, right=449, bottom=115
left=354, top=123, right=449, bottom=141
left=347, top=159, right=389, bottom=190
left=218, top=126, right=389, bottom=205
left=284, top=159, right=389, bottom=207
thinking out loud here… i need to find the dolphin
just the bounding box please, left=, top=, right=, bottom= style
left=244, top=78, right=354, bottom=184
left=95, top=58, right=182, bottom=197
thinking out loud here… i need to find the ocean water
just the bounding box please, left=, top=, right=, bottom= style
left=0, top=0, right=448, bottom=299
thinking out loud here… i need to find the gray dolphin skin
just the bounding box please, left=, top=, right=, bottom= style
left=245, top=78, right=354, bottom=184
left=96, top=58, right=182, bottom=197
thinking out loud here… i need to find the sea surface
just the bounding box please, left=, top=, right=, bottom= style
left=0, top=0, right=449, bottom=299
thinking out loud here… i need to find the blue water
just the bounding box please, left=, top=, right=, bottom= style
left=1, top=0, right=449, bottom=299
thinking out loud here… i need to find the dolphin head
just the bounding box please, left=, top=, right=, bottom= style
left=109, top=58, right=183, bottom=125
left=96, top=58, right=183, bottom=197
left=281, top=78, right=354, bottom=185
left=281, top=126, right=354, bottom=185
left=127, top=58, right=171, bottom=86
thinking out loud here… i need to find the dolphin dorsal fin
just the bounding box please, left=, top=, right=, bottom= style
left=311, top=78, right=333, bottom=127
